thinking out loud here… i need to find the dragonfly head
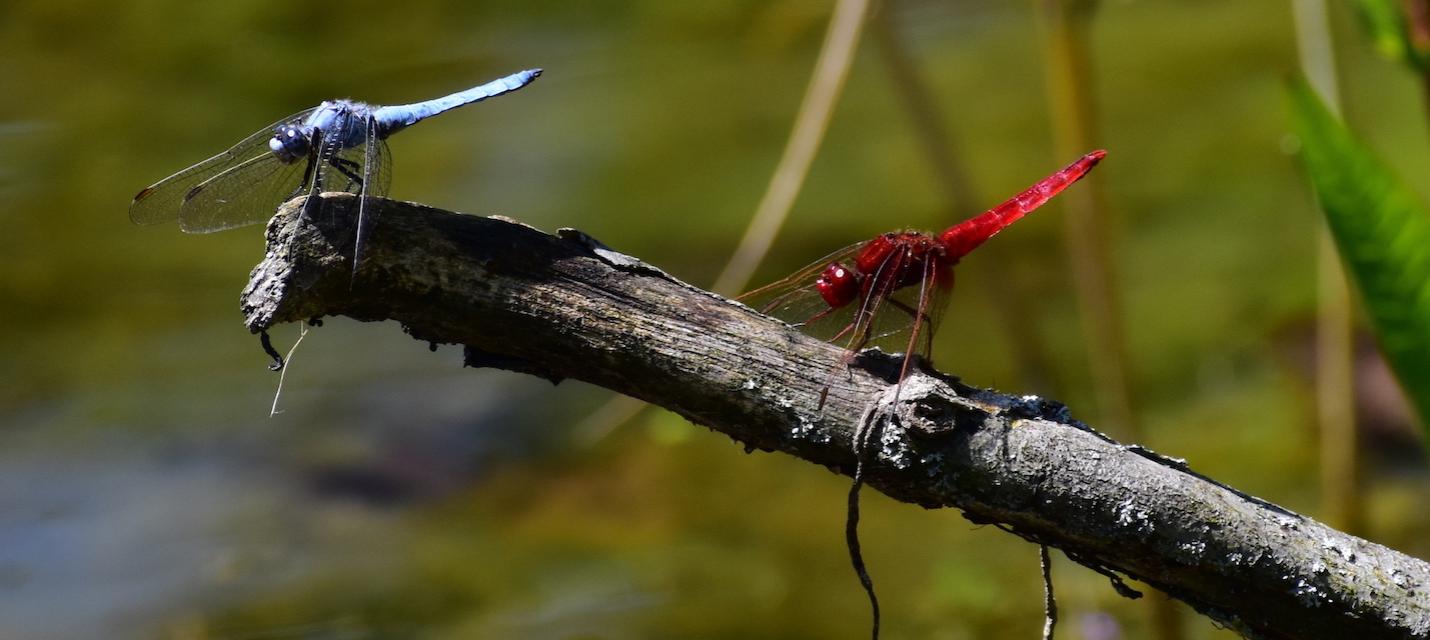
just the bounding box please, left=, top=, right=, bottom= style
left=816, top=262, right=860, bottom=309
left=268, top=124, right=312, bottom=164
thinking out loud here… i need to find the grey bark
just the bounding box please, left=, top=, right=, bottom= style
left=242, top=193, right=1430, bottom=640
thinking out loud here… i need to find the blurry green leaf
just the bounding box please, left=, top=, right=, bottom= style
left=1288, top=80, right=1430, bottom=431
left=1348, top=0, right=1427, bottom=71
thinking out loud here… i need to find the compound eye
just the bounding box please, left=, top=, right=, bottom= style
left=268, top=126, right=309, bottom=162
left=815, top=262, right=859, bottom=308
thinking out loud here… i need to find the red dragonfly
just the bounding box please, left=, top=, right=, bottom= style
left=741, top=150, right=1105, bottom=640
left=741, top=150, right=1106, bottom=396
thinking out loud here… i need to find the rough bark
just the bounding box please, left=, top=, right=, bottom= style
left=242, top=193, right=1430, bottom=640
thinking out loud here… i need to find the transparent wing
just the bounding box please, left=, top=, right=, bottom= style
left=740, top=241, right=954, bottom=357
left=299, top=112, right=392, bottom=266
left=178, top=149, right=307, bottom=232
left=129, top=107, right=319, bottom=228
left=737, top=242, right=867, bottom=341
left=869, top=259, right=952, bottom=359
left=316, top=132, right=391, bottom=197
left=843, top=246, right=907, bottom=352
left=849, top=245, right=955, bottom=359
left=304, top=109, right=391, bottom=196
left=351, top=114, right=391, bottom=271
left=362, top=136, right=393, bottom=197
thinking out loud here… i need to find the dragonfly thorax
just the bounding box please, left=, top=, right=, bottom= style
left=854, top=232, right=943, bottom=275
left=816, top=232, right=947, bottom=310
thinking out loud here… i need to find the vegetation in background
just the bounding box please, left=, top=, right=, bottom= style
left=1290, top=79, right=1430, bottom=432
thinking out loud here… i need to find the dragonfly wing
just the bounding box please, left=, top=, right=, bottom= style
left=310, top=114, right=390, bottom=198
left=370, top=137, right=393, bottom=197
left=352, top=115, right=392, bottom=271
left=130, top=107, right=319, bottom=228
left=871, top=259, right=952, bottom=358
left=737, top=242, right=857, bottom=312
left=739, top=242, right=864, bottom=309
left=845, top=247, right=907, bottom=351
left=843, top=245, right=953, bottom=358
left=178, top=149, right=307, bottom=233
left=737, top=242, right=866, bottom=337
left=300, top=112, right=392, bottom=251
left=739, top=239, right=957, bottom=357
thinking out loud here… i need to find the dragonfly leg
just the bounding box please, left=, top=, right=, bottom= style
left=849, top=315, right=877, bottom=354
left=291, top=128, right=334, bottom=225
left=798, top=305, right=841, bottom=329
left=291, top=131, right=324, bottom=203
left=815, top=318, right=874, bottom=412
left=889, top=258, right=941, bottom=390
left=886, top=299, right=935, bottom=357
left=813, top=324, right=859, bottom=411
left=328, top=156, right=365, bottom=190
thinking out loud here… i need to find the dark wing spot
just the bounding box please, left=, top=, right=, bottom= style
left=132, top=186, right=155, bottom=203
left=183, top=184, right=205, bottom=203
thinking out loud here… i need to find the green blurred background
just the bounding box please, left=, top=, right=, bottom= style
left=0, top=1, right=1426, bottom=638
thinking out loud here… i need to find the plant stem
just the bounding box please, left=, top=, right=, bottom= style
left=711, top=0, right=872, bottom=296
left=1292, top=0, right=1363, bottom=536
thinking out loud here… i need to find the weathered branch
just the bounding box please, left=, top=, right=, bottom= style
left=243, top=194, right=1430, bottom=640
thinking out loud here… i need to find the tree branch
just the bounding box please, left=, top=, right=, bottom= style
left=243, top=194, right=1430, bottom=640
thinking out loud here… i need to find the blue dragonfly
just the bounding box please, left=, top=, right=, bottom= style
left=130, top=68, right=542, bottom=267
